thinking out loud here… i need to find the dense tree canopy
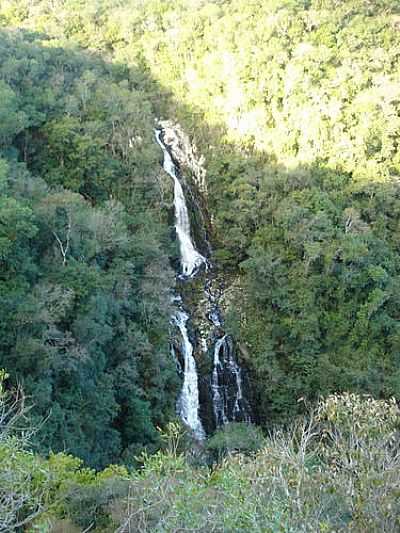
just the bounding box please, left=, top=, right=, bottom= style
left=0, top=28, right=178, bottom=468
left=1, top=0, right=400, bottom=467
left=104, top=0, right=400, bottom=425
left=2, top=0, right=400, bottom=530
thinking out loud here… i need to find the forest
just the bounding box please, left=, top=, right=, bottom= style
left=1, top=0, right=400, bottom=531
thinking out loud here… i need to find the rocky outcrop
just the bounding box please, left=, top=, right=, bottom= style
left=156, top=124, right=252, bottom=439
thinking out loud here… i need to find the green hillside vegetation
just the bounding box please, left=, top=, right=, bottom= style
left=2, top=0, right=400, bottom=429
left=97, top=0, right=400, bottom=426
left=0, top=27, right=179, bottom=469
left=1, top=0, right=400, bottom=530
left=2, top=375, right=399, bottom=531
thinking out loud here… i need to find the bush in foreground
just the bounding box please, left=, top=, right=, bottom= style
left=118, top=393, right=400, bottom=532
left=1, top=387, right=400, bottom=531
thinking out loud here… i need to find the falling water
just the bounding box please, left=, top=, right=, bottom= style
left=156, top=126, right=252, bottom=438
left=156, top=129, right=205, bottom=438
left=155, top=130, right=206, bottom=278
left=211, top=337, right=229, bottom=426
left=172, top=311, right=205, bottom=440
left=211, top=334, right=252, bottom=426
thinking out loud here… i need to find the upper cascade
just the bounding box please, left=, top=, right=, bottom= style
left=155, top=129, right=207, bottom=278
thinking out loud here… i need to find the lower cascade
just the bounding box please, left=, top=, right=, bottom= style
left=172, top=310, right=205, bottom=440
left=212, top=335, right=251, bottom=427
left=155, top=125, right=252, bottom=439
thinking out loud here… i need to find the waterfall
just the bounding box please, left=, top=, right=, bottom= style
left=155, top=130, right=207, bottom=278
left=155, top=126, right=252, bottom=439
left=211, top=335, right=252, bottom=426
left=211, top=337, right=229, bottom=426
left=172, top=311, right=205, bottom=440
left=156, top=129, right=205, bottom=438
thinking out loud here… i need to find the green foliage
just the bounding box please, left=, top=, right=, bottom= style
left=2, top=376, right=400, bottom=531
left=28, top=0, right=399, bottom=430
left=0, top=371, right=129, bottom=531
left=206, top=422, right=265, bottom=461
left=2, top=0, right=400, bottom=492
left=92, top=0, right=400, bottom=429
left=115, top=394, right=400, bottom=532
left=0, top=28, right=178, bottom=469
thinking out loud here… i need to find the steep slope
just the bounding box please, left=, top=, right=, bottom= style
left=2, top=0, right=400, bottom=448
left=0, top=29, right=178, bottom=468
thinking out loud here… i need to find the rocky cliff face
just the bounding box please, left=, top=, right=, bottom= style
left=156, top=123, right=253, bottom=437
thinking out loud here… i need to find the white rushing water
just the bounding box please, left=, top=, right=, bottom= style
left=227, top=345, right=249, bottom=421
left=155, top=130, right=206, bottom=278
left=211, top=335, right=251, bottom=425
left=211, top=336, right=229, bottom=426
left=156, top=126, right=251, bottom=438
left=156, top=129, right=205, bottom=439
left=173, top=311, right=205, bottom=440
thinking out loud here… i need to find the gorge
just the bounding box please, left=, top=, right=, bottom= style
left=155, top=126, right=252, bottom=438
left=2, top=1, right=400, bottom=529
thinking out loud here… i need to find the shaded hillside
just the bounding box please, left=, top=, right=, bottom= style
left=0, top=29, right=178, bottom=468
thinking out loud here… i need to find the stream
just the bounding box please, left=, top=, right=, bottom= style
left=155, top=127, right=252, bottom=439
